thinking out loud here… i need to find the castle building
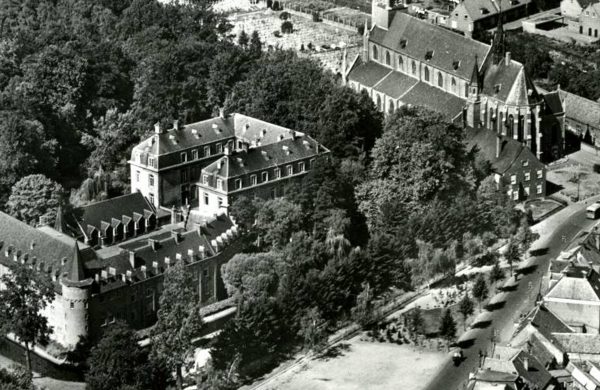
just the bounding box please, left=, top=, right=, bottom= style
left=0, top=210, right=239, bottom=349
left=130, top=113, right=329, bottom=215
left=345, top=0, right=565, bottom=163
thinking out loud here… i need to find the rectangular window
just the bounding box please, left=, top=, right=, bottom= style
left=274, top=168, right=281, bottom=179
left=537, top=184, right=543, bottom=194
left=524, top=172, right=530, bottom=181
left=216, top=143, right=223, bottom=153
left=537, top=169, right=543, bottom=179
left=217, top=179, right=223, bottom=190
left=524, top=186, right=530, bottom=196
left=180, top=152, right=187, bottom=163
left=287, top=165, right=293, bottom=176
left=299, top=162, right=305, bottom=172
left=204, top=193, right=209, bottom=205
left=261, top=172, right=268, bottom=182
left=136, top=170, right=140, bottom=182
left=218, top=197, right=223, bottom=208
left=235, top=178, right=242, bottom=189
left=204, top=146, right=210, bottom=157
left=149, top=174, right=155, bottom=187
left=251, top=175, right=257, bottom=186
left=181, top=169, right=188, bottom=183
left=149, top=193, right=155, bottom=204
left=148, top=156, right=156, bottom=168
left=513, top=191, right=519, bottom=201
left=202, top=174, right=208, bottom=185
left=192, top=149, right=198, bottom=160
left=510, top=175, right=516, bottom=185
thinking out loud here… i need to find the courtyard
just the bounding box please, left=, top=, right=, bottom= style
left=547, top=148, right=600, bottom=202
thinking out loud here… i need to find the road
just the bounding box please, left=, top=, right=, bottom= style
left=424, top=198, right=600, bottom=390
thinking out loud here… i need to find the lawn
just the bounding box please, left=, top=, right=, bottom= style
left=267, top=336, right=447, bottom=390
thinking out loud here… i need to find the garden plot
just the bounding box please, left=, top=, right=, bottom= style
left=547, top=148, right=600, bottom=201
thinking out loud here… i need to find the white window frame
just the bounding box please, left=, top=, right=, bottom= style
left=217, top=179, right=223, bottom=190
left=513, top=191, right=519, bottom=201
left=204, top=146, right=210, bottom=157
left=203, top=192, right=209, bottom=205
left=510, top=175, right=516, bottom=185
left=537, top=184, right=543, bottom=194
left=235, top=178, right=242, bottom=189
left=216, top=143, right=223, bottom=153
left=524, top=172, right=530, bottom=181
left=524, top=186, right=530, bottom=196
left=250, top=174, right=257, bottom=186
left=274, top=168, right=281, bottom=179
left=149, top=193, right=155, bottom=204
left=261, top=171, right=268, bottom=182
left=287, top=165, right=293, bottom=176
left=202, top=174, right=208, bottom=185
left=537, top=169, right=543, bottom=179
left=180, top=152, right=187, bottom=163
left=149, top=174, right=155, bottom=187
left=299, top=162, right=305, bottom=172
left=148, top=156, right=155, bottom=168
left=192, top=149, right=198, bottom=160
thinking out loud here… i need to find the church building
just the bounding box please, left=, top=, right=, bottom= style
left=345, top=0, right=565, bottom=163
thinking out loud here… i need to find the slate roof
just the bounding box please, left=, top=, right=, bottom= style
left=512, top=350, right=553, bottom=389
left=399, top=82, right=466, bottom=121
left=461, top=0, right=532, bottom=22
left=559, top=89, right=600, bottom=128
left=0, top=212, right=96, bottom=292
left=72, top=193, right=155, bottom=234
left=543, top=91, right=564, bottom=115
left=202, top=135, right=326, bottom=178
left=373, top=70, right=419, bottom=99
left=347, top=57, right=392, bottom=88
left=481, top=60, right=539, bottom=105
left=545, top=266, right=600, bottom=302
left=465, top=127, right=542, bottom=174
left=370, top=13, right=490, bottom=80
left=552, top=333, right=600, bottom=354
left=530, top=305, right=573, bottom=339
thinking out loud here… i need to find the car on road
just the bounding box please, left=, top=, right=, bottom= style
left=586, top=202, right=600, bottom=219
left=452, top=349, right=463, bottom=366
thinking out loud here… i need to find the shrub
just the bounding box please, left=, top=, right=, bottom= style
left=280, top=11, right=290, bottom=20
left=273, top=30, right=281, bottom=37
left=267, top=0, right=273, bottom=8
left=312, top=12, right=321, bottom=22
left=281, top=21, right=294, bottom=34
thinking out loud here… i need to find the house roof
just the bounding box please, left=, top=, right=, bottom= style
left=559, top=89, right=600, bottom=128
left=481, top=60, right=539, bottom=105
left=202, top=135, right=326, bottom=179
left=545, top=266, right=600, bottom=302
left=465, top=127, right=542, bottom=174
left=72, top=193, right=155, bottom=235
left=63, top=243, right=93, bottom=287
left=543, top=91, right=564, bottom=115
left=530, top=304, right=574, bottom=338
left=460, top=0, right=532, bottom=22
left=512, top=350, right=553, bottom=389
left=370, top=12, right=490, bottom=80
left=552, top=333, right=600, bottom=354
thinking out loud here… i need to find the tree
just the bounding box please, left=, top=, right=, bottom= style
left=249, top=31, right=262, bottom=57
left=0, top=263, right=55, bottom=374
left=504, top=239, right=521, bottom=276
left=6, top=174, right=65, bottom=226
left=298, top=307, right=327, bottom=351
left=408, top=306, right=425, bottom=337
left=439, top=309, right=457, bottom=344
left=151, top=260, right=203, bottom=390
left=86, top=321, right=163, bottom=390
left=489, top=262, right=504, bottom=285
left=255, top=198, right=304, bottom=248
left=0, top=366, right=33, bottom=390
left=229, top=196, right=260, bottom=230
left=237, top=30, right=249, bottom=47
left=351, top=282, right=373, bottom=327
left=458, top=294, right=474, bottom=330
left=281, top=21, right=293, bottom=34
left=221, top=252, right=281, bottom=302
left=472, top=274, right=488, bottom=309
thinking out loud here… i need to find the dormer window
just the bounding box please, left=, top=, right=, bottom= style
left=400, top=39, right=407, bottom=48
left=192, top=149, right=198, bottom=160
left=216, top=143, right=223, bottom=153
left=202, top=175, right=208, bottom=185
left=180, top=152, right=187, bottom=163
left=216, top=179, right=223, bottom=190
left=250, top=175, right=257, bottom=186
left=235, top=179, right=242, bottom=189
left=480, top=7, right=489, bottom=14
left=494, top=84, right=502, bottom=94
left=425, top=50, right=434, bottom=60
left=274, top=168, right=281, bottom=179
left=453, top=60, right=460, bottom=70
left=148, top=156, right=155, bottom=168
left=204, top=146, right=210, bottom=157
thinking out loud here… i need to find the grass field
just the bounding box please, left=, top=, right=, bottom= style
left=265, top=336, right=447, bottom=390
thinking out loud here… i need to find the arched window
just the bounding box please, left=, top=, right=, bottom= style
left=451, top=77, right=457, bottom=94
left=489, top=108, right=495, bottom=131
left=518, top=115, right=524, bottom=141
left=376, top=94, right=382, bottom=110
left=424, top=67, right=430, bottom=82
left=388, top=100, right=395, bottom=115
left=437, top=72, right=444, bottom=88
left=373, top=45, right=379, bottom=60
left=385, top=51, right=391, bottom=66
left=507, top=114, right=514, bottom=138
left=398, top=55, right=403, bottom=70
left=412, top=61, right=417, bottom=75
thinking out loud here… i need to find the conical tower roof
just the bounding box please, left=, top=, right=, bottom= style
left=65, top=242, right=86, bottom=283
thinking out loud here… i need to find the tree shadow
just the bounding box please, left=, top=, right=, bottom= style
left=471, top=319, right=492, bottom=329
left=319, top=342, right=351, bottom=361
left=516, top=264, right=538, bottom=275
left=457, top=338, right=475, bottom=349
left=485, top=301, right=506, bottom=311
left=498, top=284, right=518, bottom=292
left=529, top=248, right=549, bottom=257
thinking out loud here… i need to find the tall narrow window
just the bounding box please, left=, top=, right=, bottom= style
left=397, top=55, right=403, bottom=70
left=204, top=146, right=210, bottom=157
left=451, top=78, right=457, bottom=94
left=261, top=171, right=268, bottom=182
left=203, top=193, right=209, bottom=205
left=180, top=152, right=187, bottom=163
left=385, top=51, right=391, bottom=66
left=287, top=165, right=293, bottom=176
left=424, top=67, right=430, bottom=82
left=149, top=174, right=155, bottom=187
left=298, top=162, right=305, bottom=172
left=216, top=143, right=223, bottom=153
left=136, top=171, right=140, bottom=182
left=274, top=168, right=281, bottom=179
left=437, top=72, right=444, bottom=88
left=192, top=149, right=198, bottom=160
left=251, top=175, right=257, bottom=186
left=372, top=45, right=379, bottom=60
left=217, top=179, right=223, bottom=190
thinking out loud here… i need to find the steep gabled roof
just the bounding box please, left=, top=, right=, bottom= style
left=559, top=89, right=600, bottom=128
left=545, top=267, right=600, bottom=302
left=370, top=12, right=490, bottom=80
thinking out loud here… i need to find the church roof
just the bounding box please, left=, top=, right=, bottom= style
left=398, top=82, right=466, bottom=121
left=481, top=60, right=538, bottom=105
left=347, top=57, right=392, bottom=88
left=559, top=89, right=600, bottom=128
left=373, top=69, right=418, bottom=98
left=543, top=91, right=564, bottom=115
left=370, top=12, right=490, bottom=80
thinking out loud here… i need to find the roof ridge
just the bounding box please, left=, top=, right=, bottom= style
left=81, top=192, right=144, bottom=208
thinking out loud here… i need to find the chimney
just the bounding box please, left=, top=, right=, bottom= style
left=148, top=239, right=158, bottom=251
left=152, top=261, right=159, bottom=272
left=199, top=245, right=205, bottom=259
left=154, top=122, right=162, bottom=134
left=171, top=231, right=181, bottom=244
left=129, top=251, right=136, bottom=268
left=173, top=119, right=179, bottom=131
left=523, top=357, right=529, bottom=371
left=164, top=257, right=171, bottom=268
left=505, top=52, right=511, bottom=66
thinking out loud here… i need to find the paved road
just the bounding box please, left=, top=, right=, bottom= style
left=424, top=199, right=600, bottom=390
